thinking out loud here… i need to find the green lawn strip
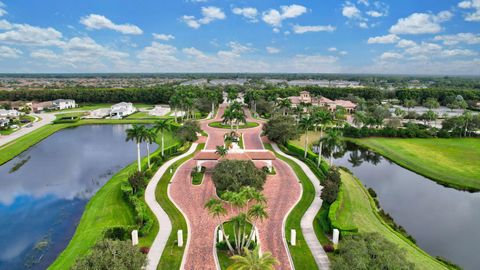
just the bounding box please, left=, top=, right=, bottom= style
left=156, top=143, right=205, bottom=270
left=217, top=221, right=253, bottom=270
left=0, top=119, right=162, bottom=165
left=264, top=143, right=318, bottom=270
left=336, top=169, right=449, bottom=270
left=191, top=170, right=205, bottom=185
left=208, top=121, right=259, bottom=129
left=238, top=134, right=244, bottom=149
left=349, top=138, right=480, bottom=191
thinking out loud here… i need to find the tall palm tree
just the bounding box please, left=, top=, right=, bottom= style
left=154, top=119, right=170, bottom=157
left=223, top=108, right=236, bottom=131
left=235, top=110, right=247, bottom=131
left=216, top=145, right=229, bottom=158
left=245, top=204, right=268, bottom=249
left=322, top=129, right=343, bottom=166
left=298, top=117, right=314, bottom=158
left=313, top=110, right=332, bottom=167
left=144, top=128, right=157, bottom=168
left=228, top=246, right=278, bottom=270
left=278, top=99, right=292, bottom=116
left=126, top=124, right=146, bottom=172
left=204, top=199, right=235, bottom=253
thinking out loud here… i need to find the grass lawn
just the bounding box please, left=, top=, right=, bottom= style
left=335, top=169, right=448, bottom=269
left=208, top=121, right=259, bottom=129
left=0, top=118, right=162, bottom=166
left=217, top=221, right=254, bottom=270
left=264, top=143, right=319, bottom=270
left=156, top=143, right=204, bottom=270
left=290, top=131, right=322, bottom=149
left=350, top=138, right=480, bottom=191
left=126, top=111, right=171, bottom=120
left=191, top=169, right=205, bottom=185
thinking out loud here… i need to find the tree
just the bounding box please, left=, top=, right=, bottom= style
left=404, top=99, right=417, bottom=112
left=205, top=199, right=235, bottom=253
left=228, top=246, right=278, bottom=270
left=215, top=145, right=229, bottom=157
left=320, top=167, right=341, bottom=204
left=321, top=129, right=343, bottom=166
left=72, top=239, right=147, bottom=270
left=313, top=109, right=333, bottom=167
left=298, top=116, right=315, bottom=158
left=176, top=120, right=200, bottom=143
left=212, top=160, right=267, bottom=193
left=332, top=233, right=414, bottom=270
left=144, top=128, right=157, bottom=168
left=394, top=107, right=406, bottom=119
left=352, top=111, right=367, bottom=128
left=128, top=171, right=146, bottom=194
left=278, top=98, right=292, bottom=116
left=154, top=119, right=171, bottom=157
left=423, top=98, right=440, bottom=109
left=126, top=124, right=146, bottom=172
left=262, top=115, right=299, bottom=145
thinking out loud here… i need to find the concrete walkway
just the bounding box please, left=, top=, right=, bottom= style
left=0, top=113, right=55, bottom=148
left=144, top=143, right=199, bottom=270
left=271, top=143, right=330, bottom=270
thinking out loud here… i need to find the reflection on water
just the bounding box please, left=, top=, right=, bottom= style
left=0, top=125, right=157, bottom=270
left=330, top=142, right=480, bottom=270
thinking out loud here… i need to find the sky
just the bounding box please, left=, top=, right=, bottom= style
left=0, top=0, right=479, bottom=75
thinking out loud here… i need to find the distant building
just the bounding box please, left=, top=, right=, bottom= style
left=209, top=79, right=247, bottom=86
left=110, top=102, right=136, bottom=119
left=31, top=101, right=53, bottom=113
left=0, top=118, right=9, bottom=128
left=0, top=109, right=22, bottom=119
left=52, top=99, right=76, bottom=110
left=288, top=91, right=357, bottom=113
left=180, top=79, right=208, bottom=86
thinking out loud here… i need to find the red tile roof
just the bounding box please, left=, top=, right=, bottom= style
left=193, top=150, right=276, bottom=161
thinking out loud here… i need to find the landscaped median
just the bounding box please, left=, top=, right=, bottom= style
left=334, top=169, right=449, bottom=269
left=349, top=138, right=480, bottom=191
left=208, top=121, right=259, bottom=129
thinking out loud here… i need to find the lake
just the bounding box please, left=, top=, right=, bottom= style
left=331, top=142, right=480, bottom=270
left=0, top=125, right=156, bottom=270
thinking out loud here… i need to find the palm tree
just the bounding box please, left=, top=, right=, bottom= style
left=278, top=99, right=292, bottom=116
left=298, top=117, right=314, bottom=158
left=245, top=204, right=268, bottom=249
left=321, top=129, right=343, bottom=166
left=313, top=110, right=332, bottom=167
left=154, top=119, right=171, bottom=157
left=208, top=90, right=220, bottom=117
left=234, top=110, right=247, bottom=131
left=144, top=128, right=157, bottom=168
left=204, top=199, right=235, bottom=253
left=223, top=108, right=236, bottom=131
left=126, top=124, right=146, bottom=172
left=228, top=246, right=278, bottom=270
left=216, top=145, right=229, bottom=158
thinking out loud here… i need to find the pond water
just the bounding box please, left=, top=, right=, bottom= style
left=330, top=143, right=480, bottom=270
left=0, top=125, right=156, bottom=270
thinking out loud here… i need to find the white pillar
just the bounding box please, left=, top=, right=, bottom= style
left=290, top=229, right=296, bottom=246
left=197, top=165, right=202, bottom=173
left=250, top=230, right=255, bottom=242
left=178, top=230, right=183, bottom=247
left=218, top=229, right=224, bottom=242
left=131, top=230, right=138, bottom=246
left=333, top=229, right=340, bottom=246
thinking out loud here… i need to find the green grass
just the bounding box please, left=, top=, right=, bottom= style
left=264, top=143, right=319, bottom=270
left=335, top=169, right=448, bottom=270
left=0, top=128, right=16, bottom=135
left=208, top=121, right=259, bottom=129
left=0, top=118, right=162, bottom=166
left=350, top=138, right=480, bottom=191
left=217, top=221, right=254, bottom=270
left=156, top=143, right=204, bottom=270
left=291, top=131, right=322, bottom=149
left=191, top=170, right=205, bottom=185
left=126, top=111, right=172, bottom=120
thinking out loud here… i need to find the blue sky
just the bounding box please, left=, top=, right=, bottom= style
left=0, top=0, right=479, bottom=74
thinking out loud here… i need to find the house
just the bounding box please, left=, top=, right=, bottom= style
left=31, top=101, right=53, bottom=113
left=0, top=118, right=9, bottom=128
left=52, top=99, right=76, bottom=110
left=287, top=91, right=357, bottom=113
left=0, top=109, right=22, bottom=119
left=110, top=102, right=136, bottom=119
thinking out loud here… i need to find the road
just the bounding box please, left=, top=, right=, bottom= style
left=0, top=113, right=56, bottom=148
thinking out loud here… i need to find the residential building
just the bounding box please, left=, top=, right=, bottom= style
left=287, top=91, right=357, bottom=113
left=110, top=102, right=136, bottom=119
left=31, top=101, right=53, bottom=113
left=0, top=109, right=22, bottom=119
left=52, top=99, right=76, bottom=110
left=0, top=118, right=9, bottom=128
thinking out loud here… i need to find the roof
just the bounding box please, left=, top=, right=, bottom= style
left=194, top=150, right=276, bottom=161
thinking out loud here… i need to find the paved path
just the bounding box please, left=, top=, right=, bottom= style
left=0, top=113, right=55, bottom=148
left=271, top=143, right=330, bottom=270
left=144, top=143, right=198, bottom=270
left=170, top=104, right=301, bottom=270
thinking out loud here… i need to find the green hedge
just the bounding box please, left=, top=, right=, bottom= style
left=328, top=183, right=358, bottom=234
left=282, top=143, right=329, bottom=180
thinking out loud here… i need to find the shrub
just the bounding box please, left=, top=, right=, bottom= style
left=212, top=160, right=267, bottom=193
left=323, top=244, right=335, bottom=253
left=367, top=187, right=377, bottom=198
left=128, top=171, right=146, bottom=194
left=139, top=246, right=150, bottom=254
left=103, top=226, right=135, bottom=241
left=263, top=115, right=299, bottom=145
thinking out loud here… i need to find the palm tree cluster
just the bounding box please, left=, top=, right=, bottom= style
left=205, top=186, right=268, bottom=256
left=125, top=120, right=171, bottom=172
left=228, top=245, right=278, bottom=270
left=223, top=102, right=247, bottom=131
left=169, top=89, right=222, bottom=122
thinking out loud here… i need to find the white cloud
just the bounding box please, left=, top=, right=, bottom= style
left=262, top=4, right=307, bottom=28
left=0, top=22, right=64, bottom=46
left=0, top=45, right=21, bottom=58
left=367, top=34, right=399, bottom=44
left=290, top=54, right=340, bottom=72
left=440, top=49, right=477, bottom=57
left=80, top=14, right=143, bottom=35
left=217, top=41, right=253, bottom=58
left=358, top=0, right=369, bottom=6
left=266, top=46, right=280, bottom=54
left=0, top=1, right=7, bottom=17
left=342, top=1, right=388, bottom=28
left=404, top=42, right=442, bottom=56
left=380, top=51, right=403, bottom=60
left=183, top=47, right=208, bottom=59
left=339, top=51, right=348, bottom=55
left=138, top=42, right=178, bottom=65
left=397, top=39, right=417, bottom=48
left=152, top=33, right=175, bottom=41
left=328, top=47, right=338, bottom=52
left=434, top=33, right=480, bottom=45
left=292, top=25, right=336, bottom=34
left=0, top=19, right=11, bottom=30
left=30, top=49, right=58, bottom=60
left=342, top=4, right=361, bottom=18
left=232, top=7, right=258, bottom=22
left=458, top=0, right=480, bottom=21
left=366, top=11, right=383, bottom=17
left=181, top=6, right=226, bottom=29
left=389, top=11, right=453, bottom=35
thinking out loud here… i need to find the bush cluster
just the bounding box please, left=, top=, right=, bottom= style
left=212, top=160, right=267, bottom=193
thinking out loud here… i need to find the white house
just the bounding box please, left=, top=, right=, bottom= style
left=110, top=102, right=136, bottom=119
left=0, top=109, right=22, bottom=119
left=52, top=99, right=76, bottom=110
left=0, top=118, right=9, bottom=128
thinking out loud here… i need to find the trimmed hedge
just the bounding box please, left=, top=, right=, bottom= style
left=283, top=143, right=329, bottom=178
left=328, top=183, right=358, bottom=234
